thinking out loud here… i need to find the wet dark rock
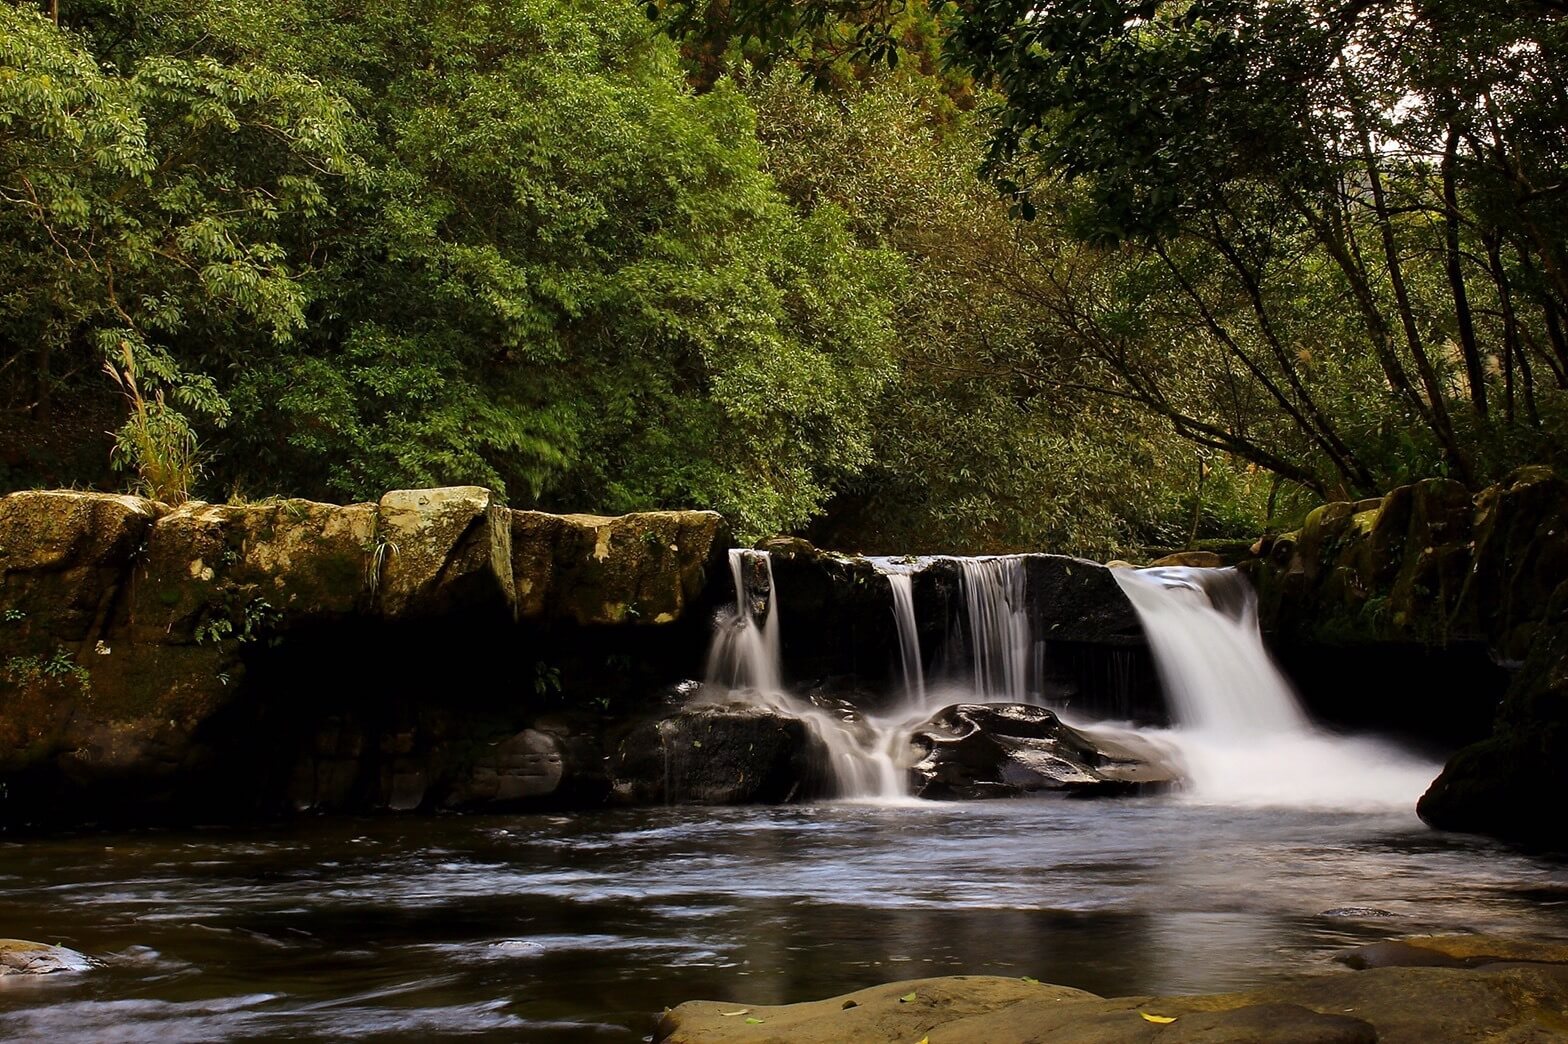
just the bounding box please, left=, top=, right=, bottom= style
left=1419, top=581, right=1568, bottom=849
left=609, top=703, right=832, bottom=805
left=910, top=703, right=1178, bottom=800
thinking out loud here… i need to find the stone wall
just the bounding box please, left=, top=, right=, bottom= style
left=0, top=487, right=728, bottom=825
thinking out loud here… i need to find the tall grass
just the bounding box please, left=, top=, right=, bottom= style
left=104, top=342, right=200, bottom=505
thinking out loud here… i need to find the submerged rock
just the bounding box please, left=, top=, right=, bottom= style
left=609, top=703, right=833, bottom=805
left=0, top=939, right=95, bottom=975
left=657, top=934, right=1568, bottom=1043
left=909, top=703, right=1178, bottom=799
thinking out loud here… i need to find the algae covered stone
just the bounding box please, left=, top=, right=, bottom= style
left=374, top=487, right=514, bottom=619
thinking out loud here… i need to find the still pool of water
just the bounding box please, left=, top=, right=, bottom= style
left=0, top=800, right=1564, bottom=1042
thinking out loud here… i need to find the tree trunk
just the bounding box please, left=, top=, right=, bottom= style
left=1356, top=118, right=1474, bottom=485
left=1442, top=126, right=1488, bottom=417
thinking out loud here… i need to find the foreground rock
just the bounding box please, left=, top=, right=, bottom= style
left=658, top=935, right=1568, bottom=1043
left=0, top=939, right=95, bottom=975
left=910, top=704, right=1178, bottom=799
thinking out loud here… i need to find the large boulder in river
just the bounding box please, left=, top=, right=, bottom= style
left=609, top=703, right=833, bottom=804
left=910, top=703, right=1178, bottom=799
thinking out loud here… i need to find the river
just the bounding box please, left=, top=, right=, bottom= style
left=0, top=799, right=1564, bottom=1041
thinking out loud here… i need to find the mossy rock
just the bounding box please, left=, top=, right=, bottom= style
left=1455, top=466, right=1568, bottom=661
left=130, top=499, right=377, bottom=643
left=0, top=490, right=158, bottom=647
left=512, top=509, right=725, bottom=625
left=374, top=487, right=514, bottom=620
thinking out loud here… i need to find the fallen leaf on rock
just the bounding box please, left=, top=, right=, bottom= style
left=1021, top=976, right=1040, bottom=984
left=1140, top=1012, right=1177, bottom=1024
left=899, top=991, right=918, bottom=1003
left=719, top=1010, right=751, bottom=1017
left=745, top=1017, right=764, bottom=1025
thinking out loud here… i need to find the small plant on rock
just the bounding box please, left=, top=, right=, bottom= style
left=104, top=342, right=202, bottom=506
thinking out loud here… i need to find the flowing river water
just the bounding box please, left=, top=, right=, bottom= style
left=0, top=804, right=1565, bottom=1041
left=2, top=558, right=1565, bottom=1041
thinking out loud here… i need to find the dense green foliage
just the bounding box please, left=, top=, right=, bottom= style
left=657, top=0, right=1568, bottom=519
left=0, top=0, right=899, bottom=536
left=6, top=0, right=1568, bottom=553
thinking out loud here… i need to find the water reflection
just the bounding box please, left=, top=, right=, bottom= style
left=0, top=800, right=1563, bottom=1042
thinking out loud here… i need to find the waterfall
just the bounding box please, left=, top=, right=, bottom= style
left=1111, top=567, right=1306, bottom=734
left=1113, top=566, right=1438, bottom=810
left=705, top=550, right=905, bottom=801
left=957, top=557, right=1035, bottom=704
left=867, top=558, right=928, bottom=708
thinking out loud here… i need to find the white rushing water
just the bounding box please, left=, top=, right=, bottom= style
left=706, top=551, right=1438, bottom=811
left=705, top=550, right=905, bottom=801
left=1113, top=566, right=1439, bottom=810
left=957, top=557, right=1036, bottom=703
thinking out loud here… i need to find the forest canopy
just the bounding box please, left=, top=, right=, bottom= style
left=3, top=0, right=1567, bottom=553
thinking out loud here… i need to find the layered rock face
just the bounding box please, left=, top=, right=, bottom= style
left=0, top=487, right=727, bottom=824
left=1244, top=467, right=1568, bottom=847
left=759, top=540, right=1162, bottom=721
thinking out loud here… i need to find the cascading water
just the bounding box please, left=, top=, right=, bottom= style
left=957, top=557, right=1036, bottom=703
left=705, top=550, right=905, bottom=801
left=1113, top=566, right=1439, bottom=809
left=866, top=557, right=929, bottom=707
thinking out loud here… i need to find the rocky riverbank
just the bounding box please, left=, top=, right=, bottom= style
left=3, top=469, right=1567, bottom=843
left=657, top=935, right=1568, bottom=1042
left=1241, top=466, right=1568, bottom=849
left=0, top=486, right=731, bottom=824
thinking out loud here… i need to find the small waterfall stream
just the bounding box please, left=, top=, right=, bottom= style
left=1113, top=566, right=1438, bottom=809
left=957, top=557, right=1035, bottom=703
left=866, top=557, right=929, bottom=707
left=705, top=550, right=904, bottom=801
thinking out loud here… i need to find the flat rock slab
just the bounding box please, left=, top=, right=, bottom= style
left=658, top=944, right=1568, bottom=1042
left=1337, top=934, right=1568, bottom=970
